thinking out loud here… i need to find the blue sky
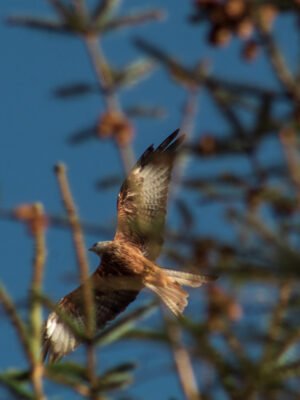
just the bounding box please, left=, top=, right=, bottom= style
left=0, top=1, right=298, bottom=399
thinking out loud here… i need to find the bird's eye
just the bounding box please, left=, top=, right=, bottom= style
left=93, top=242, right=98, bottom=247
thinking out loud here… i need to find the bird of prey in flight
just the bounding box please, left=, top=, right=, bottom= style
left=43, top=129, right=213, bottom=362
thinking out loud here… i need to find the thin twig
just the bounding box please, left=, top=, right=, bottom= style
left=162, top=311, right=202, bottom=400
left=279, top=128, right=300, bottom=208
left=114, top=141, right=135, bottom=174
left=235, top=212, right=296, bottom=255
left=71, top=0, right=88, bottom=16
left=175, top=88, right=198, bottom=186
left=0, top=285, right=31, bottom=361
left=0, top=373, right=34, bottom=400
left=84, top=34, right=135, bottom=173
left=84, top=34, right=118, bottom=109
left=54, top=163, right=97, bottom=398
left=44, top=369, right=90, bottom=396
left=29, top=203, right=47, bottom=400
left=261, top=281, right=291, bottom=363
left=274, top=328, right=300, bottom=361
left=170, top=88, right=198, bottom=203
left=0, top=207, right=111, bottom=236
left=102, top=10, right=164, bottom=33
left=180, top=88, right=198, bottom=139
left=47, top=0, right=71, bottom=19
left=256, top=11, right=300, bottom=102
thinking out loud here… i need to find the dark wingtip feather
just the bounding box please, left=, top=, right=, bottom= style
left=138, top=144, right=155, bottom=167
left=138, top=129, right=184, bottom=168
left=166, top=132, right=185, bottom=152
left=157, top=128, right=180, bottom=151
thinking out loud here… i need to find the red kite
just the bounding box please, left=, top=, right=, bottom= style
left=43, top=129, right=213, bottom=362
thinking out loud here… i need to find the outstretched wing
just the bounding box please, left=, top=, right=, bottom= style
left=115, top=129, right=185, bottom=260
left=43, top=130, right=184, bottom=362
left=43, top=255, right=140, bottom=363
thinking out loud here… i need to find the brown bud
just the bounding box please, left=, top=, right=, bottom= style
left=208, top=286, right=243, bottom=324
left=225, top=0, right=246, bottom=20
left=280, top=127, right=296, bottom=145
left=236, top=18, right=254, bottom=39
left=199, top=134, right=216, bottom=154
left=14, top=203, right=36, bottom=221
left=242, top=40, right=259, bottom=61
left=194, top=239, right=215, bottom=268
left=97, top=111, right=134, bottom=146
left=246, top=188, right=262, bottom=211
left=209, top=25, right=232, bottom=46
left=258, top=4, right=278, bottom=31
left=97, top=111, right=116, bottom=139
left=14, top=203, right=48, bottom=235
left=227, top=300, right=243, bottom=321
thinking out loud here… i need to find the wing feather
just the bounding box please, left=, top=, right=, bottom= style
left=43, top=131, right=185, bottom=362
left=43, top=255, right=139, bottom=362
left=115, top=129, right=185, bottom=260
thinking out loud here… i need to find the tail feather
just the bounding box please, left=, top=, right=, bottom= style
left=146, top=282, right=188, bottom=317
left=145, top=267, right=215, bottom=317
left=165, top=269, right=215, bottom=287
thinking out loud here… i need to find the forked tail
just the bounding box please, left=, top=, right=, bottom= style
left=146, top=281, right=188, bottom=317
left=145, top=269, right=215, bottom=317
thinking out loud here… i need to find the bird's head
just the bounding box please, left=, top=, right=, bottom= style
left=88, top=241, right=113, bottom=255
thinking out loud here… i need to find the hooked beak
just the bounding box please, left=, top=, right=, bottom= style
left=88, top=245, right=96, bottom=253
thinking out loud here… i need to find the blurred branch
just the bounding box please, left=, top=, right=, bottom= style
left=163, top=312, right=202, bottom=400
left=53, top=82, right=99, bottom=98
left=0, top=285, right=31, bottom=361
left=92, top=0, right=121, bottom=22
left=84, top=35, right=116, bottom=101
left=275, top=327, right=300, bottom=361
left=0, top=372, right=34, bottom=400
left=7, top=16, right=68, bottom=34
left=280, top=128, right=300, bottom=208
left=84, top=35, right=135, bottom=173
left=45, top=362, right=91, bottom=396
left=29, top=203, right=47, bottom=400
left=101, top=10, right=164, bottom=33
left=262, top=281, right=291, bottom=363
left=180, top=88, right=199, bottom=145
left=125, top=105, right=166, bottom=119
left=255, top=11, right=300, bottom=102
left=172, top=88, right=199, bottom=198
left=135, top=37, right=293, bottom=101
left=54, top=163, right=97, bottom=396
left=47, top=0, right=72, bottom=19
left=209, top=86, right=247, bottom=139
left=236, top=212, right=296, bottom=253
left=0, top=207, right=111, bottom=237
